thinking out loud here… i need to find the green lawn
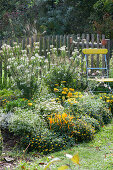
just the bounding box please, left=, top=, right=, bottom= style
left=13, top=118, right=113, bottom=170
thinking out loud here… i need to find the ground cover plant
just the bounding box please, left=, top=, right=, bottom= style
left=0, top=118, right=113, bottom=169
left=0, top=41, right=113, bottom=169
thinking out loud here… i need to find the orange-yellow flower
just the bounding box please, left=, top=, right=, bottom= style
left=67, top=92, right=72, bottom=97
left=54, top=88, right=59, bottom=92
left=69, top=115, right=74, bottom=121
left=28, top=103, right=33, bottom=106
left=57, top=114, right=61, bottom=120
left=55, top=84, right=59, bottom=86
left=62, top=91, right=67, bottom=94
left=63, top=88, right=68, bottom=91
left=69, top=88, right=74, bottom=91
left=62, top=112, right=67, bottom=119
left=48, top=117, right=53, bottom=124
left=61, top=81, right=66, bottom=83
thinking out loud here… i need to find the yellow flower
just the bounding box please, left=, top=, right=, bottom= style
left=69, top=88, right=74, bottom=91
left=54, top=88, right=59, bottom=92
left=67, top=98, right=71, bottom=102
left=106, top=100, right=110, bottom=102
left=28, top=103, right=33, bottom=106
left=62, top=96, right=65, bottom=100
left=61, top=81, right=66, bottom=83
left=62, top=91, right=67, bottom=94
left=100, top=97, right=102, bottom=99
left=55, top=84, right=59, bottom=86
left=56, top=98, right=59, bottom=100
left=63, top=88, right=68, bottom=91
left=51, top=98, right=55, bottom=102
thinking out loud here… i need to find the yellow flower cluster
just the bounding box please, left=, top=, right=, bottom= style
left=54, top=88, right=59, bottom=92
left=99, top=93, right=113, bottom=112
left=53, top=81, right=83, bottom=105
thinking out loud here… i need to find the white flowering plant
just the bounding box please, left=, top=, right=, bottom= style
left=44, top=47, right=86, bottom=91
left=0, top=42, right=49, bottom=99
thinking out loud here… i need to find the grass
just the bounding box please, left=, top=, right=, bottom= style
left=1, top=118, right=112, bottom=170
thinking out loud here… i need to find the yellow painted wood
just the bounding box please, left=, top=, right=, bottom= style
left=88, top=78, right=113, bottom=82
left=82, top=48, right=108, bottom=54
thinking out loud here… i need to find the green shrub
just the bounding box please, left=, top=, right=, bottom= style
left=99, top=93, right=113, bottom=114
left=74, top=95, right=112, bottom=125
left=44, top=65, right=75, bottom=92
left=0, top=108, right=47, bottom=137
left=36, top=98, right=64, bottom=116
left=0, top=89, right=21, bottom=107
left=44, top=48, right=86, bottom=92
left=5, top=98, right=35, bottom=112
left=0, top=129, right=3, bottom=156
left=47, top=112, right=95, bottom=142
left=21, top=129, right=75, bottom=154
left=1, top=43, right=43, bottom=99
left=72, top=118, right=95, bottom=142
left=81, top=115, right=101, bottom=131
left=101, top=107, right=112, bottom=124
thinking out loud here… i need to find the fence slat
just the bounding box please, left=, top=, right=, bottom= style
left=0, top=40, right=2, bottom=88
left=96, top=34, right=100, bottom=68
left=86, top=34, right=89, bottom=72
left=106, top=39, right=111, bottom=75
left=91, top=34, right=94, bottom=73
left=102, top=34, right=105, bottom=75
left=0, top=34, right=111, bottom=88
left=81, top=34, right=85, bottom=72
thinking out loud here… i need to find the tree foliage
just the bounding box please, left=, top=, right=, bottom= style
left=90, top=0, right=113, bottom=38
left=0, top=0, right=113, bottom=39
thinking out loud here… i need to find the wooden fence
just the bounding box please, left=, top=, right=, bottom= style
left=0, top=34, right=111, bottom=88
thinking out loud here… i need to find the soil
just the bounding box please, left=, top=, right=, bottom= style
left=0, top=129, right=21, bottom=170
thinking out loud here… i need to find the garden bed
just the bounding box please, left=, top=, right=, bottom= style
left=0, top=42, right=113, bottom=169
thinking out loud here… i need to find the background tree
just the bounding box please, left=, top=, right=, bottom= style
left=1, top=0, right=113, bottom=39
left=90, top=0, right=113, bottom=38
left=0, top=0, right=38, bottom=39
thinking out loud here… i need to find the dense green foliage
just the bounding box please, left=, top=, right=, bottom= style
left=90, top=0, right=113, bottom=38
left=1, top=0, right=113, bottom=39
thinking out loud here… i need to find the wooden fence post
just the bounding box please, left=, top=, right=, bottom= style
left=0, top=40, right=2, bottom=88
left=106, top=39, right=111, bottom=75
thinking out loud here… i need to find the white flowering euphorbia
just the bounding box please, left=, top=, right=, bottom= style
left=1, top=42, right=47, bottom=99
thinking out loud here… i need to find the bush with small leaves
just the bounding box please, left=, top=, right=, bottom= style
left=0, top=108, right=47, bottom=137
left=48, top=112, right=95, bottom=142
left=21, top=129, right=75, bottom=154
left=5, top=98, right=35, bottom=112
left=73, top=95, right=112, bottom=125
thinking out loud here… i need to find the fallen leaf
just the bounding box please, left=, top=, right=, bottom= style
left=65, top=154, right=73, bottom=159
left=21, top=166, right=26, bottom=169
left=58, top=165, right=70, bottom=170
left=39, top=162, right=47, bottom=165
left=71, top=153, right=80, bottom=165
left=44, top=158, right=61, bottom=170
left=105, top=154, right=106, bottom=158
left=4, top=157, right=15, bottom=162
left=95, top=146, right=100, bottom=151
